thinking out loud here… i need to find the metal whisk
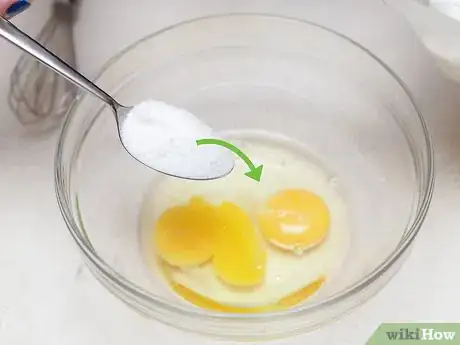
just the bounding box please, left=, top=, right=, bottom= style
left=8, top=0, right=80, bottom=135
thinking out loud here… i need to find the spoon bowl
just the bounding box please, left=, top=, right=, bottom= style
left=117, top=102, right=235, bottom=181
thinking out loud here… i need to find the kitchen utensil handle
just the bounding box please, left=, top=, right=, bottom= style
left=4, top=0, right=31, bottom=19
left=0, top=16, right=117, bottom=107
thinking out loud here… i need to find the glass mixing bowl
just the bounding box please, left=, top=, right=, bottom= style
left=55, top=14, right=434, bottom=341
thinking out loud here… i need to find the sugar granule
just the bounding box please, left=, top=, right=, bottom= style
left=120, top=100, right=234, bottom=179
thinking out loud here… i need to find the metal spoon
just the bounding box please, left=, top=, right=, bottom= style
left=0, top=17, right=234, bottom=180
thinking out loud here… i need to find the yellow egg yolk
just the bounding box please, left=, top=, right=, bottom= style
left=213, top=202, right=266, bottom=288
left=154, top=197, right=219, bottom=267
left=154, top=198, right=267, bottom=287
left=167, top=273, right=325, bottom=313
left=258, top=189, right=330, bottom=252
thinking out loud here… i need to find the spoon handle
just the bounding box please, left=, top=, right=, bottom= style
left=0, top=17, right=117, bottom=107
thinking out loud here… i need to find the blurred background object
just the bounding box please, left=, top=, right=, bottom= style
left=8, top=0, right=79, bottom=137
left=431, top=0, right=460, bottom=22
left=5, top=1, right=32, bottom=20
left=385, top=0, right=460, bottom=83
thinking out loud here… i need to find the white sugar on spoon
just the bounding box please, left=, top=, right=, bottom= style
left=0, top=18, right=234, bottom=180
left=120, top=100, right=235, bottom=179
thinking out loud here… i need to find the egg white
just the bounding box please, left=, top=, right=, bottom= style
left=140, top=131, right=350, bottom=308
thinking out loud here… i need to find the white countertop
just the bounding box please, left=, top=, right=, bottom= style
left=1, top=1, right=459, bottom=344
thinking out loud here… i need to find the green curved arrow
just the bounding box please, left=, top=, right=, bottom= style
left=196, top=138, right=263, bottom=182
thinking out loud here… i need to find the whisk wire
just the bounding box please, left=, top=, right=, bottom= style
left=8, top=0, right=79, bottom=132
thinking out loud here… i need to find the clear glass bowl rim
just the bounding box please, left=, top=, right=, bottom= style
left=54, top=13, right=435, bottom=322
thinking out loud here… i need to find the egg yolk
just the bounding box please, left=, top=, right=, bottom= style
left=155, top=198, right=267, bottom=287
left=258, top=189, right=330, bottom=252
left=168, top=275, right=326, bottom=313
left=213, top=202, right=267, bottom=288
left=154, top=197, right=219, bottom=267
